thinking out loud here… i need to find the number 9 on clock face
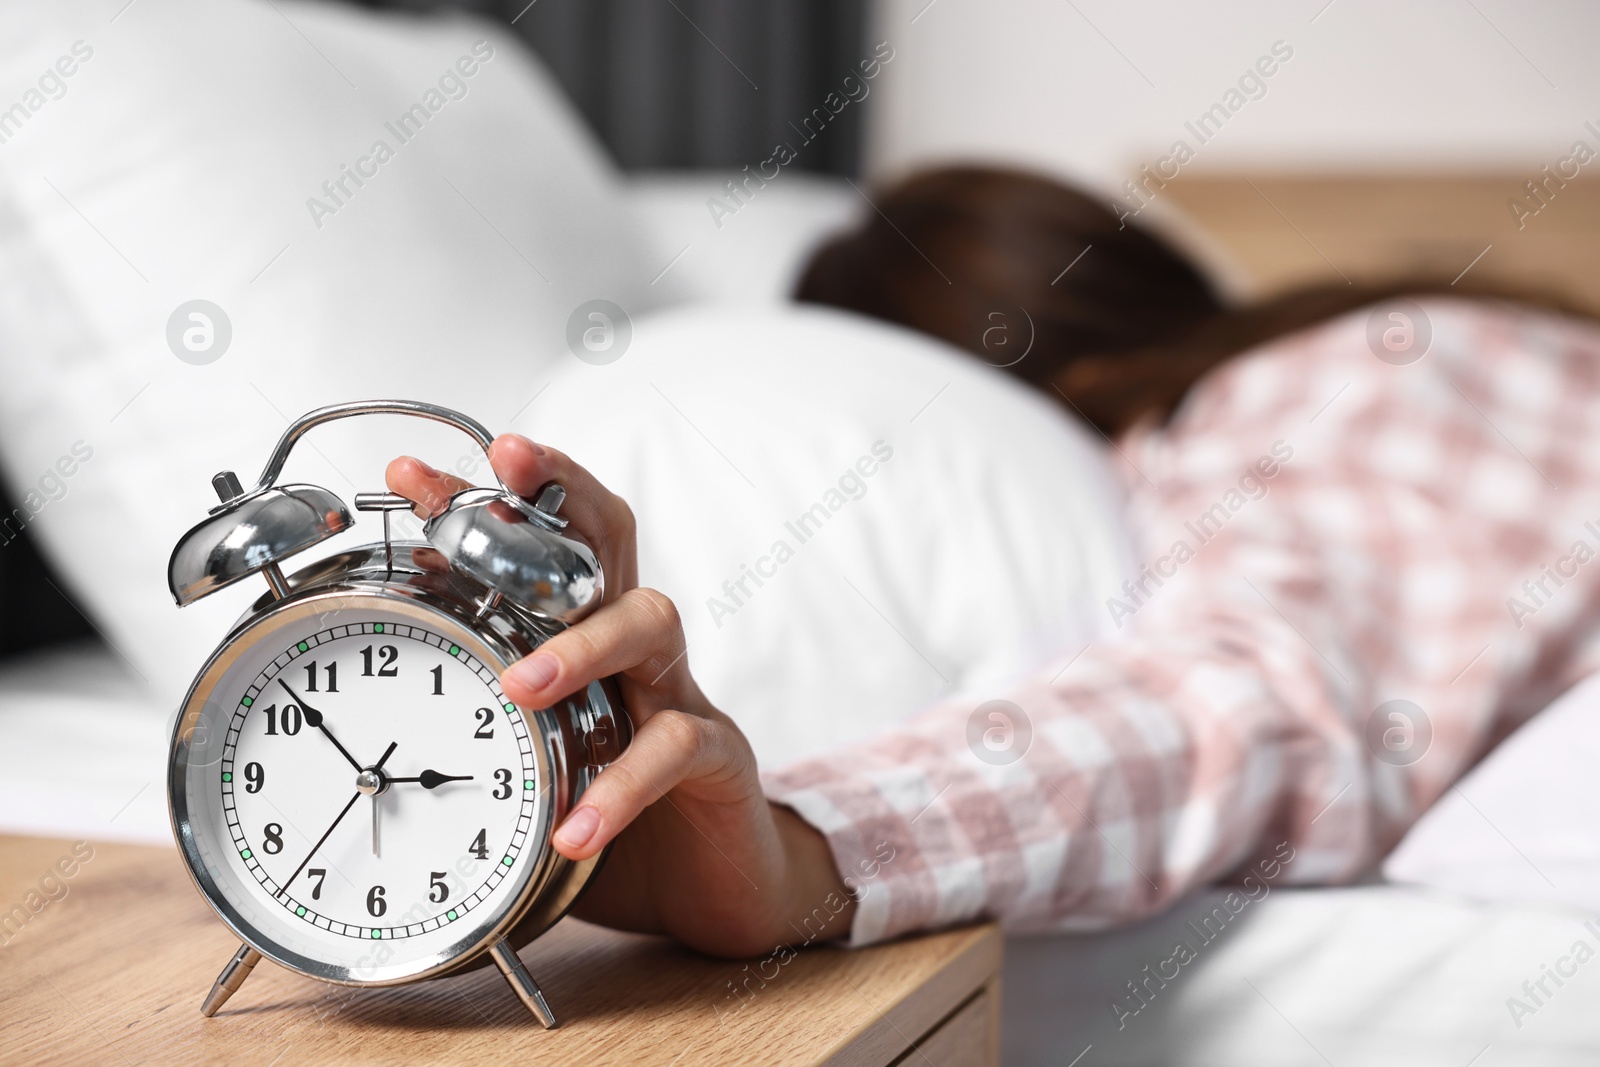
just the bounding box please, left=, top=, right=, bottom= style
left=171, top=599, right=564, bottom=984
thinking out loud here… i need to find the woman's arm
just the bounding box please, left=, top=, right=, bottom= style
left=389, top=304, right=1596, bottom=951
left=762, top=575, right=1361, bottom=945
left=765, top=303, right=1600, bottom=945
left=388, top=432, right=1347, bottom=957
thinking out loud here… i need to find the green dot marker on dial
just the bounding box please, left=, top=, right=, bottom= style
left=449, top=645, right=460, bottom=656
left=524, top=780, right=535, bottom=790
left=447, top=910, right=458, bottom=921
left=502, top=855, right=514, bottom=866
left=503, top=702, right=515, bottom=713
left=221, top=772, right=232, bottom=783
left=371, top=929, right=381, bottom=939
left=241, top=849, right=252, bottom=860
left=297, top=641, right=308, bottom=653
left=241, top=696, right=253, bottom=707
left=296, top=906, right=306, bottom=917
left=374, top=623, right=384, bottom=634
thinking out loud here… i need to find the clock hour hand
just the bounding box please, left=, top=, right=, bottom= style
left=278, top=679, right=362, bottom=773
left=387, top=770, right=475, bottom=789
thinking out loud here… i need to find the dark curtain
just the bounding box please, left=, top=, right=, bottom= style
left=351, top=0, right=870, bottom=175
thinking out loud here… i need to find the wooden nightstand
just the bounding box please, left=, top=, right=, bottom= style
left=0, top=836, right=1001, bottom=1065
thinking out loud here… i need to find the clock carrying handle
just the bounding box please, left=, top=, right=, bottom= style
left=227, top=399, right=503, bottom=506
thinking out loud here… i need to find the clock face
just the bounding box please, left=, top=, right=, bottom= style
left=173, top=598, right=553, bottom=982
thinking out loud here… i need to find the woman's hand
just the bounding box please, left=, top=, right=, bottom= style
left=386, top=435, right=854, bottom=957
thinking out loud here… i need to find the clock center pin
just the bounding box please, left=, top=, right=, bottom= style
left=355, top=769, right=388, bottom=797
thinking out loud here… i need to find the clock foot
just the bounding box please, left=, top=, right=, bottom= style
left=201, top=943, right=262, bottom=1017
left=489, top=937, right=557, bottom=1028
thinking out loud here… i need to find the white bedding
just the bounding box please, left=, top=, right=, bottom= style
left=1004, top=886, right=1600, bottom=1066
left=0, top=643, right=169, bottom=845
left=1385, top=671, right=1600, bottom=915
left=8, top=645, right=1600, bottom=1064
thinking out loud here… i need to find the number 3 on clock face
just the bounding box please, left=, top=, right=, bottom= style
left=172, top=601, right=560, bottom=985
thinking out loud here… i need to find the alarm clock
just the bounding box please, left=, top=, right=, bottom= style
left=165, top=400, right=630, bottom=1028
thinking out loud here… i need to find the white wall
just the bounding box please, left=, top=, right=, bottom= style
left=864, top=0, right=1600, bottom=195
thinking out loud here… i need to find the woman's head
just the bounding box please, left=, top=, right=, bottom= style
left=797, top=166, right=1591, bottom=436
left=795, top=166, right=1226, bottom=421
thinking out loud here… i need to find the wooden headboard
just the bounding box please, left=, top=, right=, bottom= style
left=1162, top=174, right=1600, bottom=314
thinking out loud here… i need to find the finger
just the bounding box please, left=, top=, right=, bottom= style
left=488, top=435, right=636, bottom=577
left=385, top=456, right=475, bottom=519
left=550, top=709, right=738, bottom=860
left=501, top=587, right=691, bottom=710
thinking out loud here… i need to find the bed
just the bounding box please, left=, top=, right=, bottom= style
left=5, top=3, right=1600, bottom=1064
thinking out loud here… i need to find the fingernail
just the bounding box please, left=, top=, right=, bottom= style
left=508, top=653, right=558, bottom=691
left=554, top=806, right=600, bottom=850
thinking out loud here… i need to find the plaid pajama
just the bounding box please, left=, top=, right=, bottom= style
left=765, top=298, right=1600, bottom=946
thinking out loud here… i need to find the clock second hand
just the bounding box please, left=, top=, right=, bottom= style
left=284, top=791, right=362, bottom=892
left=277, top=741, right=399, bottom=894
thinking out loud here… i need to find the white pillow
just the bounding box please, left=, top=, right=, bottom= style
left=0, top=303, right=1133, bottom=838
left=516, top=304, right=1135, bottom=763
left=0, top=0, right=664, bottom=706
left=1385, top=671, right=1600, bottom=911
left=623, top=171, right=861, bottom=304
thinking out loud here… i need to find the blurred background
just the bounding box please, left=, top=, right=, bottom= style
left=352, top=0, right=872, bottom=175
left=346, top=0, right=1600, bottom=303
left=13, top=0, right=1600, bottom=657
left=353, top=0, right=1595, bottom=183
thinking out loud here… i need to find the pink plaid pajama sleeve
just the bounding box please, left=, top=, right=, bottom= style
left=764, top=298, right=1600, bottom=946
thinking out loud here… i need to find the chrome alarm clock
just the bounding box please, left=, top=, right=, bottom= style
left=165, top=400, right=629, bottom=1027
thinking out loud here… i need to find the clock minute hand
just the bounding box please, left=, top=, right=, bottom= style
left=278, top=679, right=362, bottom=773
left=388, top=770, right=475, bottom=789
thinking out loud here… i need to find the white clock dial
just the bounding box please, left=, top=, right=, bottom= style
left=178, top=606, right=551, bottom=979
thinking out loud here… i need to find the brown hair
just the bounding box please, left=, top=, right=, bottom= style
left=797, top=166, right=1592, bottom=436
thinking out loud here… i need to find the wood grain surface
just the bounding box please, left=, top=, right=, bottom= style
left=0, top=836, right=1000, bottom=1066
